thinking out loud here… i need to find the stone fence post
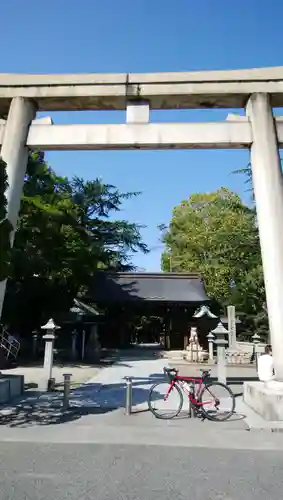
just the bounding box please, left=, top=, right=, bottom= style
left=227, top=305, right=237, bottom=349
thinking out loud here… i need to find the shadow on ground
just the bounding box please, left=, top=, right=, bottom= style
left=24, top=382, right=39, bottom=390
left=0, top=397, right=113, bottom=428
left=0, top=378, right=163, bottom=428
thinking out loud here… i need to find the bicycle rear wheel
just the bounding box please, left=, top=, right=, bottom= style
left=199, top=382, right=235, bottom=421
left=148, top=382, right=183, bottom=419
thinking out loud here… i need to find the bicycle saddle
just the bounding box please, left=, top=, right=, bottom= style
left=163, top=367, right=178, bottom=374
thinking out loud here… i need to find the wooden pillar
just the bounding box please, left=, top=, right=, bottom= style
left=119, top=307, right=127, bottom=347
left=112, top=306, right=123, bottom=348
left=165, top=330, right=171, bottom=350
left=159, top=305, right=166, bottom=348
left=165, top=307, right=171, bottom=350
left=183, top=308, right=189, bottom=349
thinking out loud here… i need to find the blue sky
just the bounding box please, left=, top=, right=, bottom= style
left=2, top=0, right=283, bottom=270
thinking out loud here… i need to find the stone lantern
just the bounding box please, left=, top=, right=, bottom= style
left=41, top=318, right=60, bottom=391
left=192, top=305, right=218, bottom=355
left=211, top=322, right=229, bottom=384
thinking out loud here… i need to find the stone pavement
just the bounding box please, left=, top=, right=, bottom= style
left=0, top=352, right=169, bottom=427
left=0, top=351, right=282, bottom=446
left=69, top=355, right=167, bottom=410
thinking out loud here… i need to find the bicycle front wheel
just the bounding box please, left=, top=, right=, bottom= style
left=148, top=382, right=183, bottom=419
left=199, top=382, right=235, bottom=421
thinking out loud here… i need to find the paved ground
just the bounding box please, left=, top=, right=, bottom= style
left=0, top=354, right=169, bottom=423
left=0, top=441, right=283, bottom=500
left=0, top=348, right=283, bottom=498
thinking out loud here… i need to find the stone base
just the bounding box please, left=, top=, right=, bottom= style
left=244, top=381, right=283, bottom=421
left=0, top=379, right=10, bottom=403
left=0, top=374, right=24, bottom=404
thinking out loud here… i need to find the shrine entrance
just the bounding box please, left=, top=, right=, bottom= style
left=86, top=271, right=210, bottom=350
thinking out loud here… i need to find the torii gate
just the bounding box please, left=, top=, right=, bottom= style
left=1, top=66, right=283, bottom=382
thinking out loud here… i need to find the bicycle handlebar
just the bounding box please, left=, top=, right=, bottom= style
left=163, top=367, right=211, bottom=379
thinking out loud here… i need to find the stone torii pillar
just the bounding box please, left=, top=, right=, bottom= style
left=247, top=93, right=283, bottom=382
left=0, top=97, right=37, bottom=318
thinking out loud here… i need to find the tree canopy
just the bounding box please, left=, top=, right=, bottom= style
left=0, top=158, right=12, bottom=282
left=161, top=187, right=267, bottom=334
left=2, top=152, right=148, bottom=331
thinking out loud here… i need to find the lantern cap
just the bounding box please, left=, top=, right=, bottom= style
left=41, top=318, right=60, bottom=331
left=211, top=322, right=228, bottom=335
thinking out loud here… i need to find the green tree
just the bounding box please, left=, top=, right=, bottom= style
left=3, top=152, right=147, bottom=331
left=161, top=187, right=266, bottom=332
left=0, top=158, right=12, bottom=282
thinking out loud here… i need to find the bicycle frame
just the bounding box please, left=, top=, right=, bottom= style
left=166, top=374, right=214, bottom=408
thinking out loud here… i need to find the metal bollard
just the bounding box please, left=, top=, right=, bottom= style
left=63, top=373, right=72, bottom=410
left=125, top=376, right=133, bottom=415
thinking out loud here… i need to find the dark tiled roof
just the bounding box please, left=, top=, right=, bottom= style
left=88, top=272, right=209, bottom=303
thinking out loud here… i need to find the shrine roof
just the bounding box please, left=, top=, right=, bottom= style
left=87, top=272, right=209, bottom=304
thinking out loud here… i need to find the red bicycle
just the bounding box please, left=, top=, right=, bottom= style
left=148, top=367, right=235, bottom=421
